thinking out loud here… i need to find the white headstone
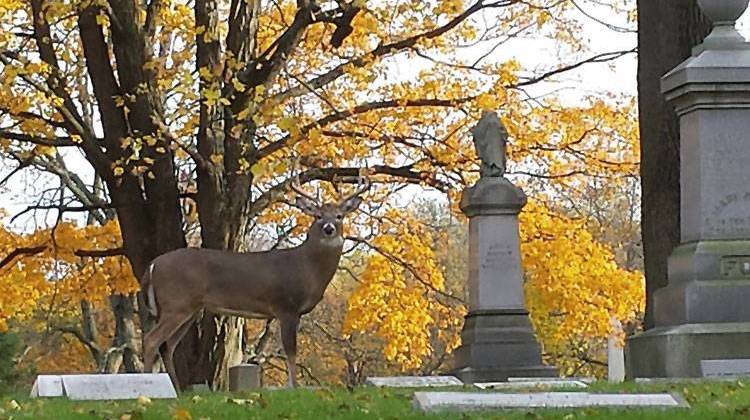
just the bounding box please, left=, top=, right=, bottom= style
left=474, top=380, right=588, bottom=390
left=30, top=374, right=177, bottom=400
left=508, top=377, right=595, bottom=384
left=608, top=317, right=625, bottom=383
left=412, top=392, right=689, bottom=411
left=701, top=359, right=750, bottom=378
left=30, top=375, right=64, bottom=397
left=365, top=376, right=463, bottom=388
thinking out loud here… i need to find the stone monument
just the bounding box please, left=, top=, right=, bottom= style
left=627, top=0, right=750, bottom=377
left=452, top=111, right=557, bottom=383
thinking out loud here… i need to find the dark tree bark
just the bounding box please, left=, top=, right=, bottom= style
left=637, top=1, right=710, bottom=329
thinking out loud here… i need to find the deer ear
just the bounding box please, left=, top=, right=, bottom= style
left=339, top=196, right=362, bottom=214
left=296, top=197, right=320, bottom=216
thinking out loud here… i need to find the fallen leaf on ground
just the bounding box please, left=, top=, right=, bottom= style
left=173, top=408, right=192, bottom=420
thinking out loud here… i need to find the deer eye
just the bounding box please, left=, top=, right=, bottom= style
left=336, top=214, right=342, bottom=220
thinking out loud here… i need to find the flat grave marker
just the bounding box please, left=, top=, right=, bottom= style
left=30, top=373, right=177, bottom=400
left=413, top=392, right=689, bottom=411
left=508, top=377, right=595, bottom=384
left=365, top=376, right=463, bottom=388
left=474, top=380, right=588, bottom=390
left=701, top=359, right=750, bottom=378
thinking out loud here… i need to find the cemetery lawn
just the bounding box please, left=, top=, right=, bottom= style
left=1, top=380, right=749, bottom=419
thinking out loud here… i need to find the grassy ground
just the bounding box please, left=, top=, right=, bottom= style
left=1, top=380, right=749, bottom=419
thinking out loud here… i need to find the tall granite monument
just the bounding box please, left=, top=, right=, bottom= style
left=627, top=0, right=750, bottom=377
left=452, top=111, right=557, bottom=383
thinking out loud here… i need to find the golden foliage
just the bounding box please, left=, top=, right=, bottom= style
left=0, top=0, right=643, bottom=377
left=521, top=201, right=644, bottom=375
left=0, top=220, right=136, bottom=334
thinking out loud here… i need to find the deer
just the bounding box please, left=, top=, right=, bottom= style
left=140, top=176, right=369, bottom=390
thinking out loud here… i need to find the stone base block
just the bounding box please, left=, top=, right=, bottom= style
left=654, top=241, right=750, bottom=325
left=229, top=364, right=261, bottom=391
left=654, top=280, right=750, bottom=325
left=452, top=311, right=557, bottom=383
left=626, top=322, right=750, bottom=378
left=453, top=365, right=557, bottom=384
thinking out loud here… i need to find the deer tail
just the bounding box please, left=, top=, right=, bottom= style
left=142, top=263, right=158, bottom=317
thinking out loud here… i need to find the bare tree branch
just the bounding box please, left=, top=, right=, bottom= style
left=0, top=246, right=48, bottom=271
left=257, top=97, right=473, bottom=159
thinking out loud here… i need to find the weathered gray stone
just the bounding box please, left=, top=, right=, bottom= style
left=453, top=311, right=556, bottom=383
left=474, top=380, right=588, bottom=390
left=701, top=359, right=750, bottom=377
left=30, top=375, right=64, bottom=397
left=627, top=323, right=750, bottom=378
left=412, top=392, right=689, bottom=411
left=471, top=111, right=508, bottom=178
left=55, top=374, right=176, bottom=400
left=229, top=364, right=261, bottom=391
left=453, top=117, right=556, bottom=382
left=626, top=1, right=750, bottom=379
left=364, top=376, right=462, bottom=388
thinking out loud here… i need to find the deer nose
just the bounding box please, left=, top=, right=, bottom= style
left=322, top=223, right=336, bottom=236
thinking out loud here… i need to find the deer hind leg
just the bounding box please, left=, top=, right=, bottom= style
left=161, top=313, right=199, bottom=392
left=142, top=312, right=194, bottom=387
left=279, top=315, right=300, bottom=388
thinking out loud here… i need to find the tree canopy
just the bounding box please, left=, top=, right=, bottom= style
left=0, top=0, right=642, bottom=385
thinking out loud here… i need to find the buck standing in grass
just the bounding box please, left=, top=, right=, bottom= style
left=141, top=176, right=369, bottom=390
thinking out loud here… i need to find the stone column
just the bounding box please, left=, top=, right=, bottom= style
left=627, top=0, right=750, bottom=378
left=452, top=112, right=557, bottom=383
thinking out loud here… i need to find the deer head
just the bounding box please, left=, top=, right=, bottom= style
left=291, top=175, right=369, bottom=248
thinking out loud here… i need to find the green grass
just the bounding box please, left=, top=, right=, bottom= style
left=1, top=380, right=749, bottom=419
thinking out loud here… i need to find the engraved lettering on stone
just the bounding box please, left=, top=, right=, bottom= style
left=721, top=256, right=750, bottom=278
left=482, top=243, right=513, bottom=269
left=705, top=192, right=750, bottom=237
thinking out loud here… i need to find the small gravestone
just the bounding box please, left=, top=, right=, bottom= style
left=412, top=392, right=689, bottom=411
left=229, top=363, right=262, bottom=391
left=365, top=376, right=463, bottom=388
left=30, top=374, right=176, bottom=400
left=608, top=317, right=625, bottom=383
left=474, top=380, right=588, bottom=390
left=30, top=375, right=64, bottom=397
left=701, top=359, right=750, bottom=378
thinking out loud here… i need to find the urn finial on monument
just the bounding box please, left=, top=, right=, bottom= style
left=693, top=0, right=749, bottom=54
left=452, top=111, right=556, bottom=383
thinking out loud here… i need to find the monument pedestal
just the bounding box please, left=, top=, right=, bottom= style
left=627, top=323, right=750, bottom=377
left=453, top=310, right=556, bottom=383
left=627, top=1, right=750, bottom=378
left=452, top=171, right=556, bottom=383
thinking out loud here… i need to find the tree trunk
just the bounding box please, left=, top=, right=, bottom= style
left=637, top=1, right=710, bottom=328
left=109, top=294, right=142, bottom=373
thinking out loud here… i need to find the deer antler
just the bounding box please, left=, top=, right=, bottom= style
left=338, top=175, right=370, bottom=203
left=290, top=176, right=320, bottom=205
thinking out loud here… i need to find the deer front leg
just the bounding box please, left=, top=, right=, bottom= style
left=279, top=315, right=300, bottom=388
